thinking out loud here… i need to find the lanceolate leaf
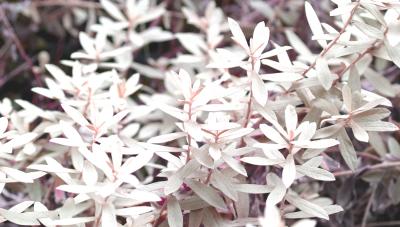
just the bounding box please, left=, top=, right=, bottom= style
left=315, top=57, right=335, bottom=90
left=286, top=192, right=329, bottom=220
left=251, top=73, right=268, bottom=106
left=210, top=170, right=238, bottom=201
left=305, top=2, right=327, bottom=47
left=228, top=18, right=248, bottom=51
left=266, top=173, right=286, bottom=206
left=337, top=129, right=358, bottom=171
left=282, top=154, right=296, bottom=188
left=296, top=165, right=335, bottom=181
left=185, top=179, right=226, bottom=210
left=168, top=197, right=183, bottom=227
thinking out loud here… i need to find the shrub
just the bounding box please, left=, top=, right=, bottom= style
left=0, top=0, right=400, bottom=226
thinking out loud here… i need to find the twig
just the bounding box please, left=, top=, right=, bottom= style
left=0, top=62, right=30, bottom=88
left=0, top=6, right=42, bottom=86
left=153, top=199, right=168, bottom=227
left=279, top=191, right=288, bottom=212
left=301, top=0, right=361, bottom=77
left=325, top=148, right=382, bottom=162
left=242, top=89, right=253, bottom=128
left=361, top=186, right=376, bottom=227
left=338, top=39, right=383, bottom=77
left=338, top=25, right=388, bottom=77
left=333, top=161, right=400, bottom=177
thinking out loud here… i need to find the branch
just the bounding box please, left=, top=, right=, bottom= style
left=301, top=0, right=361, bottom=77
left=0, top=6, right=42, bottom=86
left=334, top=161, right=400, bottom=177
left=361, top=186, right=376, bottom=227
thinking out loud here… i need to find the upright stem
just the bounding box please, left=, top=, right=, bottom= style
left=301, top=0, right=361, bottom=77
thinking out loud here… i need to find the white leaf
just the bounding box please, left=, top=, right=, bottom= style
left=56, top=184, right=97, bottom=194
left=251, top=21, right=270, bottom=56
left=292, top=219, right=317, bottom=227
left=165, top=160, right=200, bottom=195
left=100, top=0, right=126, bottom=21
left=338, top=129, right=358, bottom=171
left=266, top=173, right=286, bottom=206
left=47, top=217, right=95, bottom=225
left=364, top=68, right=396, bottom=97
left=201, top=122, right=241, bottom=131
left=10, top=133, right=37, bottom=149
left=353, top=21, right=383, bottom=39
left=356, top=121, right=399, bottom=131
left=157, top=103, right=187, bottom=121
left=305, top=2, right=327, bottom=47
left=136, top=6, right=165, bottom=24
left=119, top=151, right=153, bottom=175
left=148, top=132, right=186, bottom=144
left=235, top=184, right=272, bottom=194
left=351, top=121, right=369, bottom=142
left=115, top=206, right=154, bottom=216
left=0, top=209, right=40, bottom=225
left=296, top=165, right=335, bottom=181
left=252, top=73, right=268, bottom=106
left=1, top=167, right=33, bottom=183
left=124, top=189, right=161, bottom=202
left=178, top=69, right=193, bottom=100
left=60, top=121, right=84, bottom=145
left=260, top=72, right=303, bottom=82
left=385, top=42, right=400, bottom=68
left=316, top=57, right=335, bottom=90
left=356, top=98, right=391, bottom=112
left=241, top=156, right=284, bottom=166
left=82, top=161, right=98, bottom=186
left=61, top=104, right=90, bottom=128
left=9, top=201, right=34, bottom=212
left=297, top=122, right=316, bottom=141
left=101, top=204, right=117, bottom=227
left=185, top=179, right=226, bottom=210
left=218, top=128, right=254, bottom=142
left=342, top=85, right=352, bottom=111
left=282, top=154, right=296, bottom=188
left=167, top=197, right=183, bottom=227
left=261, top=205, right=284, bottom=227
left=176, top=33, right=205, bottom=55
left=139, top=142, right=185, bottom=153
left=124, top=73, right=141, bottom=97
left=259, top=124, right=286, bottom=145
left=31, top=87, right=55, bottom=99
left=131, top=62, right=164, bottom=79
left=78, top=32, right=96, bottom=56
left=50, top=138, right=80, bottom=147
left=292, top=139, right=339, bottom=149
left=285, top=105, right=298, bottom=135
left=0, top=117, right=8, bottom=135
left=228, top=18, right=249, bottom=51
left=221, top=153, right=248, bottom=177
left=285, top=30, right=313, bottom=57
left=100, top=46, right=132, bottom=60
left=45, top=64, right=71, bottom=86
left=286, top=192, right=329, bottom=220
left=211, top=170, right=238, bottom=201
left=209, top=144, right=221, bottom=161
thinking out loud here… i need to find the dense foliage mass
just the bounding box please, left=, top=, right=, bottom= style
left=1, top=0, right=400, bottom=226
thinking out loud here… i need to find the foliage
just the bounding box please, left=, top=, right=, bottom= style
left=1, top=0, right=400, bottom=226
